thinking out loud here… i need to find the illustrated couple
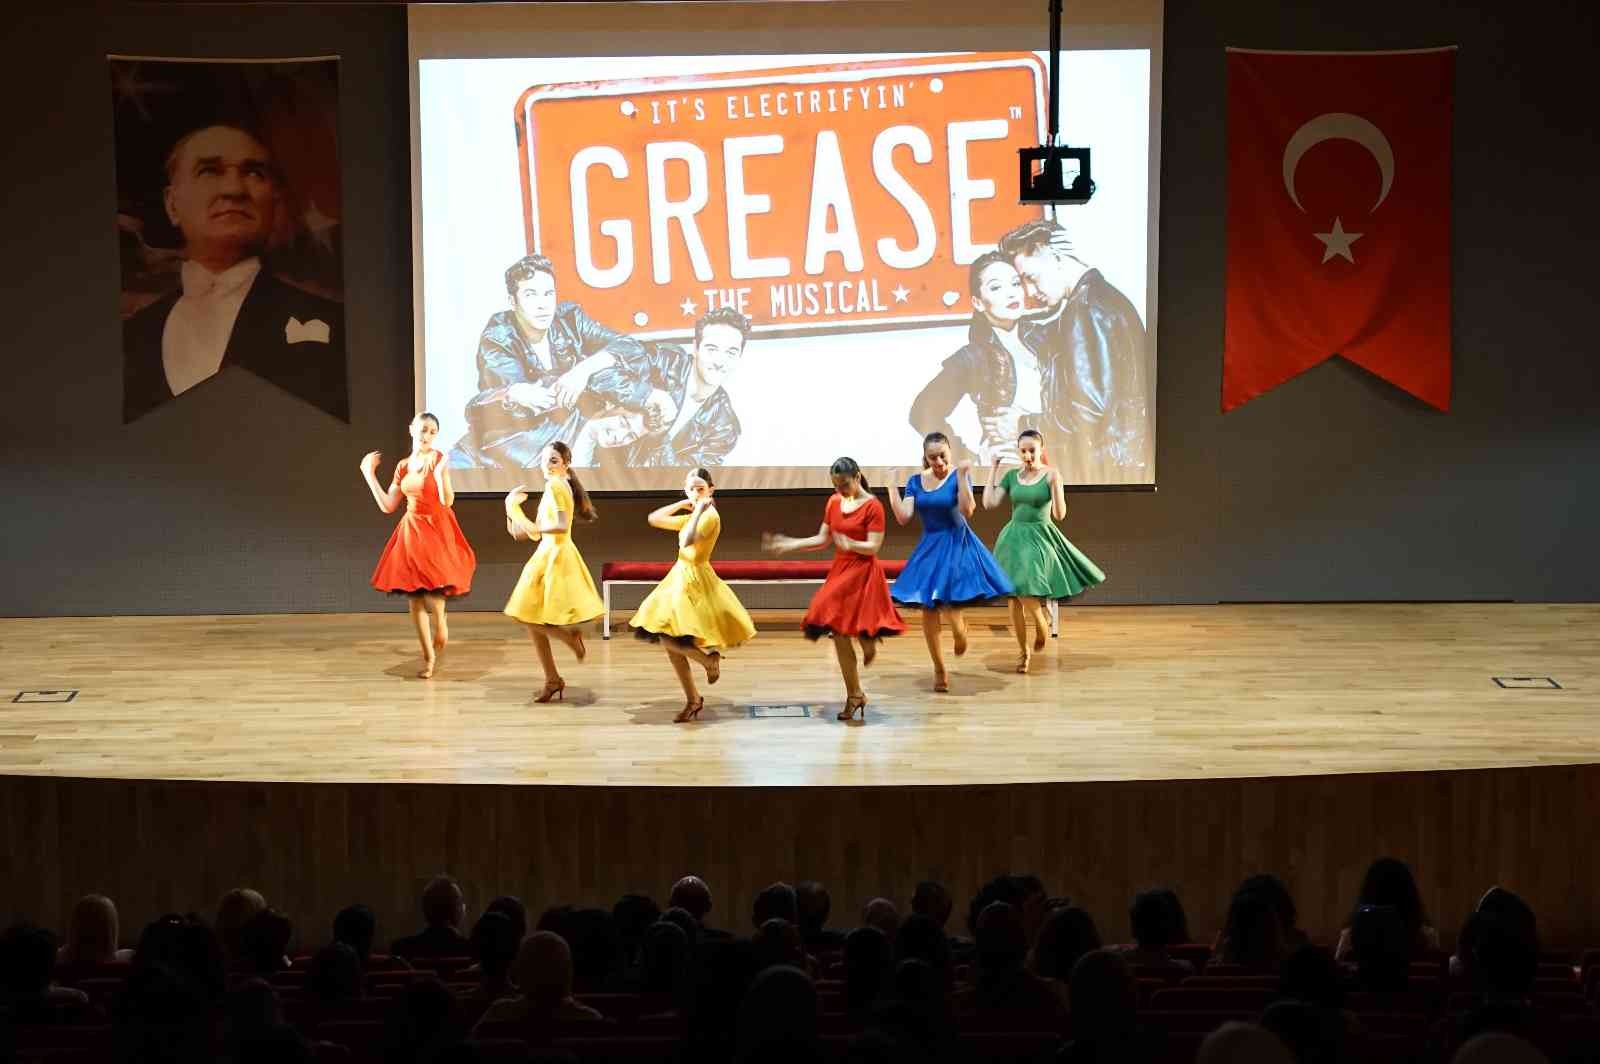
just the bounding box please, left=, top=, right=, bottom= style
left=908, top=219, right=1152, bottom=484
left=448, top=253, right=752, bottom=472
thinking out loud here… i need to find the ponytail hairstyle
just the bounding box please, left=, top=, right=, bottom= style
left=548, top=441, right=597, bottom=523
left=921, top=432, right=950, bottom=468
left=829, top=456, right=869, bottom=492
left=690, top=467, right=715, bottom=488
left=1018, top=428, right=1046, bottom=465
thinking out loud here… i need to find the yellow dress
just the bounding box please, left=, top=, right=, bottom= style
left=502, top=477, right=604, bottom=626
left=628, top=507, right=756, bottom=651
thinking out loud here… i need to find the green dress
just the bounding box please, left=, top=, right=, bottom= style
left=992, top=469, right=1106, bottom=599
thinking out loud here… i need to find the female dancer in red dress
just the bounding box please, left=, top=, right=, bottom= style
left=360, top=413, right=477, bottom=678
left=763, top=457, right=906, bottom=720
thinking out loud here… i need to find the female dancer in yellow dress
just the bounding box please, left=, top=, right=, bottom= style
left=630, top=468, right=757, bottom=722
left=503, top=441, right=604, bottom=703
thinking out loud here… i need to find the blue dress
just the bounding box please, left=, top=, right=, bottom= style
left=891, top=471, right=1014, bottom=608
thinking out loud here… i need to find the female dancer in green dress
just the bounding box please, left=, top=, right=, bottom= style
left=982, top=429, right=1105, bottom=672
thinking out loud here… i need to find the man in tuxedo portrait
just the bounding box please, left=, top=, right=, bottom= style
left=122, top=122, right=348, bottom=422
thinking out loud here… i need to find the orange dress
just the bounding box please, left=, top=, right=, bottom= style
left=370, top=452, right=476, bottom=596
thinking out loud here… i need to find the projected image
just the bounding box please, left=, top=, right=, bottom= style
left=417, top=51, right=1154, bottom=491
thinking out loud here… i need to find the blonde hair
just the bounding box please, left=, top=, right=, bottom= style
left=65, top=894, right=120, bottom=961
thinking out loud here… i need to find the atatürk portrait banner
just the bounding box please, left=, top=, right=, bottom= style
left=110, top=56, right=349, bottom=424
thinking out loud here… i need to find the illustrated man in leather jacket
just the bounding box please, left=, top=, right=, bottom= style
left=448, top=254, right=671, bottom=470
left=1000, top=219, right=1152, bottom=484
left=573, top=306, right=750, bottom=469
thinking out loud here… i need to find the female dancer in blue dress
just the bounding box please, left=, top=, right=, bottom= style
left=887, top=431, right=1014, bottom=691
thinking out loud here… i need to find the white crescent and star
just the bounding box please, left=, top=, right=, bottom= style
left=1282, top=112, right=1395, bottom=267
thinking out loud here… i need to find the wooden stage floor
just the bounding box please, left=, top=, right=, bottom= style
left=3, top=604, right=1596, bottom=787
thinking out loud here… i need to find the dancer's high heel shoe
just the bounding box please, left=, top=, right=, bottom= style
left=704, top=654, right=721, bottom=685
left=952, top=626, right=968, bottom=656
left=674, top=696, right=705, bottom=723
left=933, top=670, right=949, bottom=693
left=861, top=638, right=877, bottom=668
left=838, top=693, right=867, bottom=721
left=1034, top=626, right=1047, bottom=651
left=534, top=679, right=566, bottom=703
left=569, top=629, right=587, bottom=661
left=1016, top=650, right=1031, bottom=674
left=418, top=654, right=436, bottom=680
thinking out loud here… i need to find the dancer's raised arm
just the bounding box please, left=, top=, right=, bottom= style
left=981, top=455, right=1010, bottom=511
left=647, top=498, right=694, bottom=530
left=955, top=460, right=977, bottom=517
left=1048, top=465, right=1068, bottom=522
left=359, top=451, right=403, bottom=514
left=885, top=468, right=915, bottom=525
left=681, top=498, right=715, bottom=547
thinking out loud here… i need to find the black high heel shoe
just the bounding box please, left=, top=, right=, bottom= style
left=838, top=694, right=867, bottom=721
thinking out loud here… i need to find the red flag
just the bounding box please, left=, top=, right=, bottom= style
left=1223, top=48, right=1453, bottom=411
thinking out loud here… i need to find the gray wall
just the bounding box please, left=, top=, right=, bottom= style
left=3, top=0, right=1596, bottom=617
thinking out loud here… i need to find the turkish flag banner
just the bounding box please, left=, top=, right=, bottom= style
left=1223, top=48, right=1454, bottom=411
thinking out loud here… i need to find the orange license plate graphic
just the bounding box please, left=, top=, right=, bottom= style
left=516, top=54, right=1048, bottom=336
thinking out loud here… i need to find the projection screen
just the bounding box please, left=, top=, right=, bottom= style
left=411, top=4, right=1162, bottom=492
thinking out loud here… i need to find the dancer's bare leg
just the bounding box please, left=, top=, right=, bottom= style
left=859, top=635, right=878, bottom=668
left=948, top=606, right=969, bottom=656
left=408, top=596, right=435, bottom=678
left=665, top=647, right=703, bottom=721
left=921, top=610, right=947, bottom=691
left=1010, top=598, right=1031, bottom=673
left=1031, top=598, right=1051, bottom=650
left=527, top=627, right=561, bottom=689
left=425, top=593, right=448, bottom=653
left=539, top=623, right=587, bottom=661
left=668, top=640, right=720, bottom=683
left=832, top=640, right=870, bottom=723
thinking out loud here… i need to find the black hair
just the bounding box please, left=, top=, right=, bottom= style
left=695, top=305, right=753, bottom=346
left=469, top=911, right=519, bottom=981
left=483, top=896, right=528, bottom=944
left=1130, top=889, right=1182, bottom=949
left=304, top=942, right=362, bottom=1003
left=332, top=904, right=376, bottom=963
left=547, top=440, right=597, bottom=522
left=921, top=432, right=950, bottom=468
left=415, top=411, right=440, bottom=431
left=968, top=249, right=1017, bottom=296
left=829, top=456, right=869, bottom=492
left=794, top=881, right=830, bottom=936
left=752, top=882, right=799, bottom=928
left=998, top=217, right=1073, bottom=258
left=504, top=254, right=555, bottom=298
left=690, top=467, right=715, bottom=488
left=0, top=922, right=57, bottom=995
left=1350, top=857, right=1428, bottom=938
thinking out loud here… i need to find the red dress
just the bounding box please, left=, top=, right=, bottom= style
left=370, top=453, right=476, bottom=596
left=801, top=494, right=907, bottom=640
